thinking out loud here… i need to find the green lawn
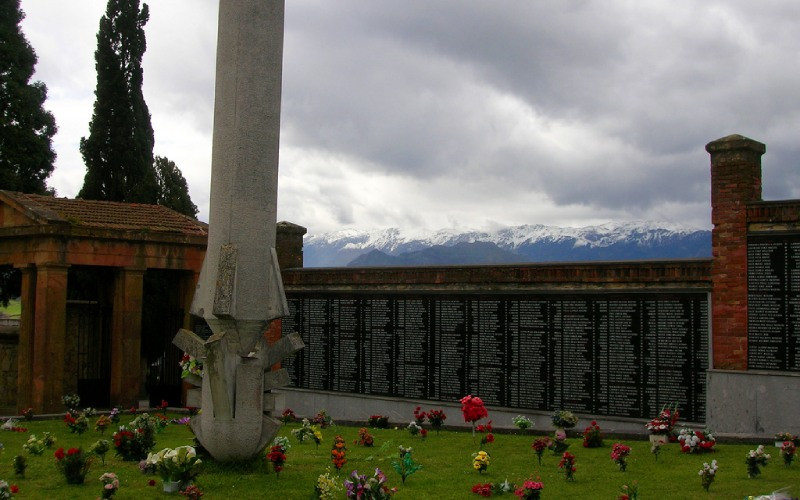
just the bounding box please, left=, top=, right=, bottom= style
left=0, top=413, right=797, bottom=499
left=0, top=299, right=20, bottom=318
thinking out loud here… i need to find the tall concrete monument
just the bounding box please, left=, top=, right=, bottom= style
left=173, top=0, right=303, bottom=461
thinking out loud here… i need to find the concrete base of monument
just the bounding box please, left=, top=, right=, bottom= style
left=707, top=369, right=800, bottom=437
left=275, top=388, right=695, bottom=439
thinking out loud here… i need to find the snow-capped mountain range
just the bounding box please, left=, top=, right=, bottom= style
left=302, top=221, right=711, bottom=268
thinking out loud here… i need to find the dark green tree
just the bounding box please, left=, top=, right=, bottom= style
left=154, top=155, right=197, bottom=218
left=0, top=0, right=57, bottom=195
left=79, top=0, right=157, bottom=203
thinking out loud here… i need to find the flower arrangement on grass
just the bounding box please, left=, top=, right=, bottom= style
left=355, top=427, right=374, bottom=447
left=551, top=410, right=578, bottom=429
left=292, top=418, right=323, bottom=446
left=266, top=441, right=288, bottom=478
left=698, top=460, right=718, bottom=492
left=677, top=428, right=715, bottom=453
left=1, top=419, right=26, bottom=433
left=22, top=434, right=45, bottom=456
left=20, top=408, right=33, bottom=421
left=95, top=415, right=112, bottom=434
left=531, top=437, right=552, bottom=465
left=781, top=440, right=796, bottom=467
left=90, top=439, right=111, bottom=465
left=558, top=451, right=577, bottom=481
left=109, top=407, right=120, bottom=424
left=471, top=480, right=514, bottom=497
left=99, top=472, right=120, bottom=498
left=54, top=447, right=92, bottom=484
left=427, top=409, right=447, bottom=432
left=582, top=420, right=603, bottom=448
left=368, top=415, right=389, bottom=428
left=515, top=479, right=544, bottom=499
left=610, top=443, right=631, bottom=472
left=391, top=445, right=422, bottom=484
left=179, top=353, right=203, bottom=378
left=549, top=428, right=569, bottom=454
left=512, top=415, right=533, bottom=432
left=312, top=410, right=334, bottom=428
left=344, top=468, right=397, bottom=499
left=180, top=484, right=204, bottom=499
left=280, top=408, right=297, bottom=424
left=413, top=406, right=427, bottom=426
left=112, top=413, right=157, bottom=461
left=618, top=480, right=639, bottom=500
left=407, top=421, right=423, bottom=437
left=745, top=445, right=770, bottom=478
left=472, top=450, right=490, bottom=474
left=460, top=395, right=489, bottom=435
left=12, top=455, right=26, bottom=477
left=314, top=470, right=343, bottom=499
left=145, top=445, right=202, bottom=486
left=62, top=394, right=81, bottom=414
left=331, top=435, right=347, bottom=472
left=476, top=421, right=494, bottom=448
left=64, top=411, right=89, bottom=435
left=645, top=404, right=679, bottom=436
left=0, top=481, right=20, bottom=498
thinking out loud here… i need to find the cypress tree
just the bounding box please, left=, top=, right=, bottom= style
left=79, top=0, right=157, bottom=203
left=0, top=0, right=57, bottom=195
left=154, top=155, right=198, bottom=218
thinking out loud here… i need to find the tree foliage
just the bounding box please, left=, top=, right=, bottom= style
left=79, top=0, right=157, bottom=203
left=154, top=156, right=197, bottom=218
left=0, top=0, right=57, bottom=195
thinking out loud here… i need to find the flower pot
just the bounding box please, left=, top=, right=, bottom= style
left=163, top=480, right=182, bottom=493
left=649, top=434, right=668, bottom=446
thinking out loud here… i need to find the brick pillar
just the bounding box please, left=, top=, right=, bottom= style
left=15, top=265, right=35, bottom=412
left=276, top=221, right=307, bottom=269
left=707, top=134, right=765, bottom=370
left=29, top=263, right=69, bottom=412
left=110, top=267, right=145, bottom=407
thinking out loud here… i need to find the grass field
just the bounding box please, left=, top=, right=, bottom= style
left=0, top=298, right=20, bottom=318
left=0, top=412, right=798, bottom=499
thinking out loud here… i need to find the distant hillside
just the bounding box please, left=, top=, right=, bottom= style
left=302, top=221, right=711, bottom=268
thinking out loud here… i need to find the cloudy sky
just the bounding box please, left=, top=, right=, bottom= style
left=18, top=0, right=800, bottom=235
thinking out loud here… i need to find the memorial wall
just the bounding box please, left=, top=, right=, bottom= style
left=748, top=233, right=800, bottom=370
left=282, top=292, right=709, bottom=422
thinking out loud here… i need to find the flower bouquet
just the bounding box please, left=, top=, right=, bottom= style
left=745, top=445, right=771, bottom=478
left=427, top=409, right=447, bottom=432
left=99, top=472, right=120, bottom=498
left=582, top=420, right=603, bottom=448
left=280, top=408, right=297, bottom=424
left=21, top=408, right=33, bottom=421
left=0, top=481, right=20, bottom=498
left=610, top=443, right=631, bottom=472
left=476, top=420, right=494, bottom=448
left=551, top=410, right=578, bottom=430
left=344, top=468, right=397, bottom=499
left=292, top=418, right=323, bottom=446
left=549, top=428, right=569, bottom=455
left=781, top=440, right=796, bottom=467
left=64, top=411, right=89, bottom=435
left=90, top=439, right=111, bottom=465
left=331, top=435, right=347, bottom=472
left=645, top=404, right=679, bottom=443
left=266, top=441, right=287, bottom=478
left=179, top=353, right=203, bottom=380
left=391, top=446, right=422, bottom=484
left=61, top=394, right=81, bottom=414
left=460, top=395, right=489, bottom=435
left=413, top=407, right=427, bottom=426
left=515, top=479, right=544, bottom=500
left=513, top=415, right=533, bottom=432
left=531, top=437, right=552, bottom=465
left=472, top=450, right=490, bottom=473
left=146, top=445, right=202, bottom=487
left=558, top=451, right=577, bottom=481
left=54, top=447, right=93, bottom=484
left=112, top=413, right=157, bottom=461
left=699, top=460, right=718, bottom=492
left=312, top=410, right=334, bottom=428
left=22, top=434, right=45, bottom=456
left=314, top=471, right=343, bottom=499
left=355, top=427, right=374, bottom=447
left=677, top=428, right=715, bottom=453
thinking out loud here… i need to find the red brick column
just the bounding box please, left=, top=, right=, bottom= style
left=110, top=267, right=145, bottom=407
left=707, top=134, right=765, bottom=370
left=29, top=263, right=69, bottom=412
left=15, top=265, right=36, bottom=412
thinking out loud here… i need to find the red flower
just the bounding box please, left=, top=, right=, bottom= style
left=148, top=479, right=156, bottom=487
left=472, top=483, right=493, bottom=497
left=10, top=485, right=19, bottom=494
left=486, top=433, right=494, bottom=443
left=67, top=447, right=80, bottom=456
left=54, top=447, right=65, bottom=460
left=64, top=413, right=76, bottom=425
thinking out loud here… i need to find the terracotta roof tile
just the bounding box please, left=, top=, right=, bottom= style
left=3, top=191, right=207, bottom=236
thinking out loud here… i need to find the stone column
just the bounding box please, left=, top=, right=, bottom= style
left=707, top=134, right=765, bottom=370
left=31, top=263, right=69, bottom=412
left=110, top=267, right=145, bottom=406
left=15, top=265, right=35, bottom=411
left=276, top=221, right=307, bottom=269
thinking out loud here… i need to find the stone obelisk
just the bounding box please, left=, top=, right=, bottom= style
left=173, top=0, right=303, bottom=461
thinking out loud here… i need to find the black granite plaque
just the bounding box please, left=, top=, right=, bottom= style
left=283, top=291, right=708, bottom=421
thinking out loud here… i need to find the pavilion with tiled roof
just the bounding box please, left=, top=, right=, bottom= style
left=0, top=191, right=208, bottom=413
